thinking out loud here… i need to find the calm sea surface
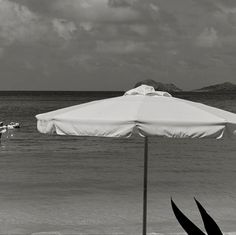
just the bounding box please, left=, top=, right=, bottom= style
left=0, top=91, right=236, bottom=235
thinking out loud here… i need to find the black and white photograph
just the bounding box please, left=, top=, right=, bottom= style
left=0, top=0, right=236, bottom=234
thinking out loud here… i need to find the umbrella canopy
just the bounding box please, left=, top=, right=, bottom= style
left=36, top=85, right=236, bottom=235
left=36, top=85, right=236, bottom=139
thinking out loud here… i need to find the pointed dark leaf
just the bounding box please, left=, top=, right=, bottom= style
left=171, top=198, right=206, bottom=235
left=194, top=198, right=223, bottom=235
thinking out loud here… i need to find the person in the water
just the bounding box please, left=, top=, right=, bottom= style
left=0, top=122, right=7, bottom=139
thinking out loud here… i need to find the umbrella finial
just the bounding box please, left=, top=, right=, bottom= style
left=124, top=85, right=172, bottom=97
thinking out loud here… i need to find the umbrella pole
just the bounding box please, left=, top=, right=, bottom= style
left=143, top=136, right=148, bottom=235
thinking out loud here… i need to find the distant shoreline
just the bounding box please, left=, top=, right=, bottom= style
left=0, top=90, right=236, bottom=94
left=1, top=81, right=236, bottom=93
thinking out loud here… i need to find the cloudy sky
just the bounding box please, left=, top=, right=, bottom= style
left=0, top=0, right=236, bottom=91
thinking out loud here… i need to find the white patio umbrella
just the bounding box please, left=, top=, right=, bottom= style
left=36, top=85, right=236, bottom=235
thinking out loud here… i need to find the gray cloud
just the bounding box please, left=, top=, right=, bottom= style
left=52, top=18, right=77, bottom=40
left=191, top=0, right=220, bottom=12
left=0, top=0, right=78, bottom=47
left=96, top=40, right=151, bottom=54
left=1, top=0, right=236, bottom=90
left=218, top=0, right=236, bottom=7
left=51, top=0, right=140, bottom=23
left=0, top=0, right=48, bottom=45
left=8, top=0, right=53, bottom=13
left=196, top=27, right=220, bottom=47
left=129, top=24, right=149, bottom=35
left=0, top=47, right=4, bottom=58
left=108, top=0, right=136, bottom=8
left=80, top=22, right=94, bottom=32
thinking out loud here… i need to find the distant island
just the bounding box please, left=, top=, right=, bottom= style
left=134, top=80, right=236, bottom=93
left=134, top=79, right=182, bottom=92
left=193, top=82, right=236, bottom=92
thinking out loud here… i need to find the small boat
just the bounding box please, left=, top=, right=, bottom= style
left=0, top=122, right=6, bottom=138
left=0, top=122, right=20, bottom=139
left=0, top=128, right=6, bottom=134
left=7, top=122, right=20, bottom=129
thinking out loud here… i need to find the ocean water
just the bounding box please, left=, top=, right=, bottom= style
left=0, top=91, right=236, bottom=235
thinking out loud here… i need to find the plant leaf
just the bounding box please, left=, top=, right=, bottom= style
left=171, top=198, right=206, bottom=235
left=194, top=198, right=223, bottom=235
